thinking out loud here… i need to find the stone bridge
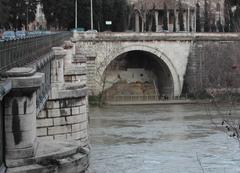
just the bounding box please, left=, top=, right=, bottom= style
left=73, top=32, right=240, bottom=98
left=0, top=31, right=240, bottom=173
left=0, top=33, right=89, bottom=173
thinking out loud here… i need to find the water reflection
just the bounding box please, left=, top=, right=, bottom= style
left=89, top=105, right=240, bottom=173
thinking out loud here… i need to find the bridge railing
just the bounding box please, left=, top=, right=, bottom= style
left=105, top=95, right=188, bottom=103
left=36, top=57, right=52, bottom=114
left=0, top=32, right=71, bottom=73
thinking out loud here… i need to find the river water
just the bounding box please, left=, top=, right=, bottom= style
left=89, top=104, right=240, bottom=173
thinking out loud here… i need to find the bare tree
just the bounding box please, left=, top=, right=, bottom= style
left=94, top=41, right=121, bottom=105
left=134, top=0, right=157, bottom=32
left=134, top=0, right=149, bottom=32
left=203, top=42, right=240, bottom=144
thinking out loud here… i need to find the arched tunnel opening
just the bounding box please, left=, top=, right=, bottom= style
left=103, top=50, right=174, bottom=100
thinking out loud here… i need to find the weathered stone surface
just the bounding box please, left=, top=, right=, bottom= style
left=50, top=87, right=87, bottom=100
left=52, top=47, right=67, bottom=57
left=3, top=69, right=43, bottom=166
left=5, top=146, right=34, bottom=159
left=37, top=119, right=53, bottom=128
left=47, top=109, right=61, bottom=118
left=54, top=134, right=67, bottom=140
left=2, top=41, right=89, bottom=173
left=48, top=125, right=71, bottom=135
left=5, top=95, right=35, bottom=116
left=46, top=101, right=60, bottom=109
left=76, top=36, right=190, bottom=97
left=2, top=67, right=36, bottom=77
left=37, top=136, right=54, bottom=141
left=37, top=128, right=47, bottom=137
left=60, top=108, right=71, bottom=116
left=75, top=32, right=240, bottom=97
left=37, top=110, right=47, bottom=119
left=71, top=107, right=80, bottom=115
left=6, top=141, right=89, bottom=173
left=3, top=68, right=44, bottom=90
left=5, top=114, right=35, bottom=132
left=5, top=131, right=35, bottom=149
left=53, top=117, right=68, bottom=126
left=0, top=80, right=12, bottom=100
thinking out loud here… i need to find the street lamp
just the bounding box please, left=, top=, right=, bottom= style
left=90, top=0, right=93, bottom=30
left=25, top=0, right=29, bottom=31
left=75, top=0, right=78, bottom=29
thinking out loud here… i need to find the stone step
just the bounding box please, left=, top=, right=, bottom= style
left=6, top=141, right=89, bottom=173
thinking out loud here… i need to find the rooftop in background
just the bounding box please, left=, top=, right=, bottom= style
left=131, top=0, right=224, bottom=10
left=133, top=0, right=194, bottom=10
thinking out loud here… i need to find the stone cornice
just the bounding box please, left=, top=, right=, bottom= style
left=72, top=32, right=240, bottom=42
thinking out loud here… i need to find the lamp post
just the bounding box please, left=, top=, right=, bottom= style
left=25, top=0, right=29, bottom=31
left=90, top=0, right=93, bottom=30
left=75, top=0, right=78, bottom=29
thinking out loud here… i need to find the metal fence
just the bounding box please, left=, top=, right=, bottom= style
left=0, top=102, right=3, bottom=172
left=0, top=32, right=71, bottom=73
left=36, top=58, right=52, bottom=114
left=107, top=95, right=162, bottom=102
left=105, top=95, right=188, bottom=103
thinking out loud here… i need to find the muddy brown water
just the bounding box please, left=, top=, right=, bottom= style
left=89, top=104, right=240, bottom=173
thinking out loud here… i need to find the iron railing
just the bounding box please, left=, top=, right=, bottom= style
left=105, top=95, right=188, bottom=103
left=0, top=103, right=3, bottom=172
left=0, top=32, right=71, bottom=73
left=36, top=56, right=52, bottom=113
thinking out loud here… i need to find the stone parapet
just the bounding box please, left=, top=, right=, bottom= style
left=3, top=67, right=44, bottom=167
left=72, top=32, right=240, bottom=42
left=37, top=46, right=89, bottom=148
left=0, top=80, right=12, bottom=101
left=2, top=43, right=89, bottom=173
left=37, top=97, right=88, bottom=146
left=6, top=141, right=89, bottom=173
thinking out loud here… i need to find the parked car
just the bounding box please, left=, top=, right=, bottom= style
left=2, top=31, right=16, bottom=41
left=16, top=31, right=27, bottom=39
left=71, top=28, right=85, bottom=32
left=86, top=29, right=97, bottom=33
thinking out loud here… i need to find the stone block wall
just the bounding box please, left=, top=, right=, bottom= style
left=37, top=97, right=88, bottom=146
left=64, top=74, right=87, bottom=84
left=185, top=40, right=240, bottom=94
left=36, top=46, right=89, bottom=148
left=4, top=93, right=37, bottom=159
left=87, top=57, right=96, bottom=94
left=2, top=45, right=89, bottom=173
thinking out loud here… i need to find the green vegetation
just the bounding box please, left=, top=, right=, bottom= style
left=0, top=0, right=129, bottom=31
left=0, top=0, right=38, bottom=30
left=196, top=3, right=201, bottom=32
left=162, top=2, right=168, bottom=31
left=204, top=0, right=210, bottom=32
left=88, top=95, right=102, bottom=106
left=41, top=0, right=130, bottom=31
left=173, top=13, right=176, bottom=32
left=178, top=0, right=184, bottom=31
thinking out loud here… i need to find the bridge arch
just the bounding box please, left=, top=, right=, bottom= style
left=101, top=45, right=182, bottom=97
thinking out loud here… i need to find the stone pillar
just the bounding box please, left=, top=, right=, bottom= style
left=155, top=11, right=159, bottom=32
left=37, top=46, right=89, bottom=147
left=167, top=11, right=170, bottom=30
left=188, top=7, right=190, bottom=32
left=49, top=47, right=67, bottom=99
left=135, top=12, right=140, bottom=32
left=183, top=11, right=188, bottom=31
left=3, top=68, right=43, bottom=166
left=176, top=11, right=179, bottom=31
left=51, top=47, right=66, bottom=85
